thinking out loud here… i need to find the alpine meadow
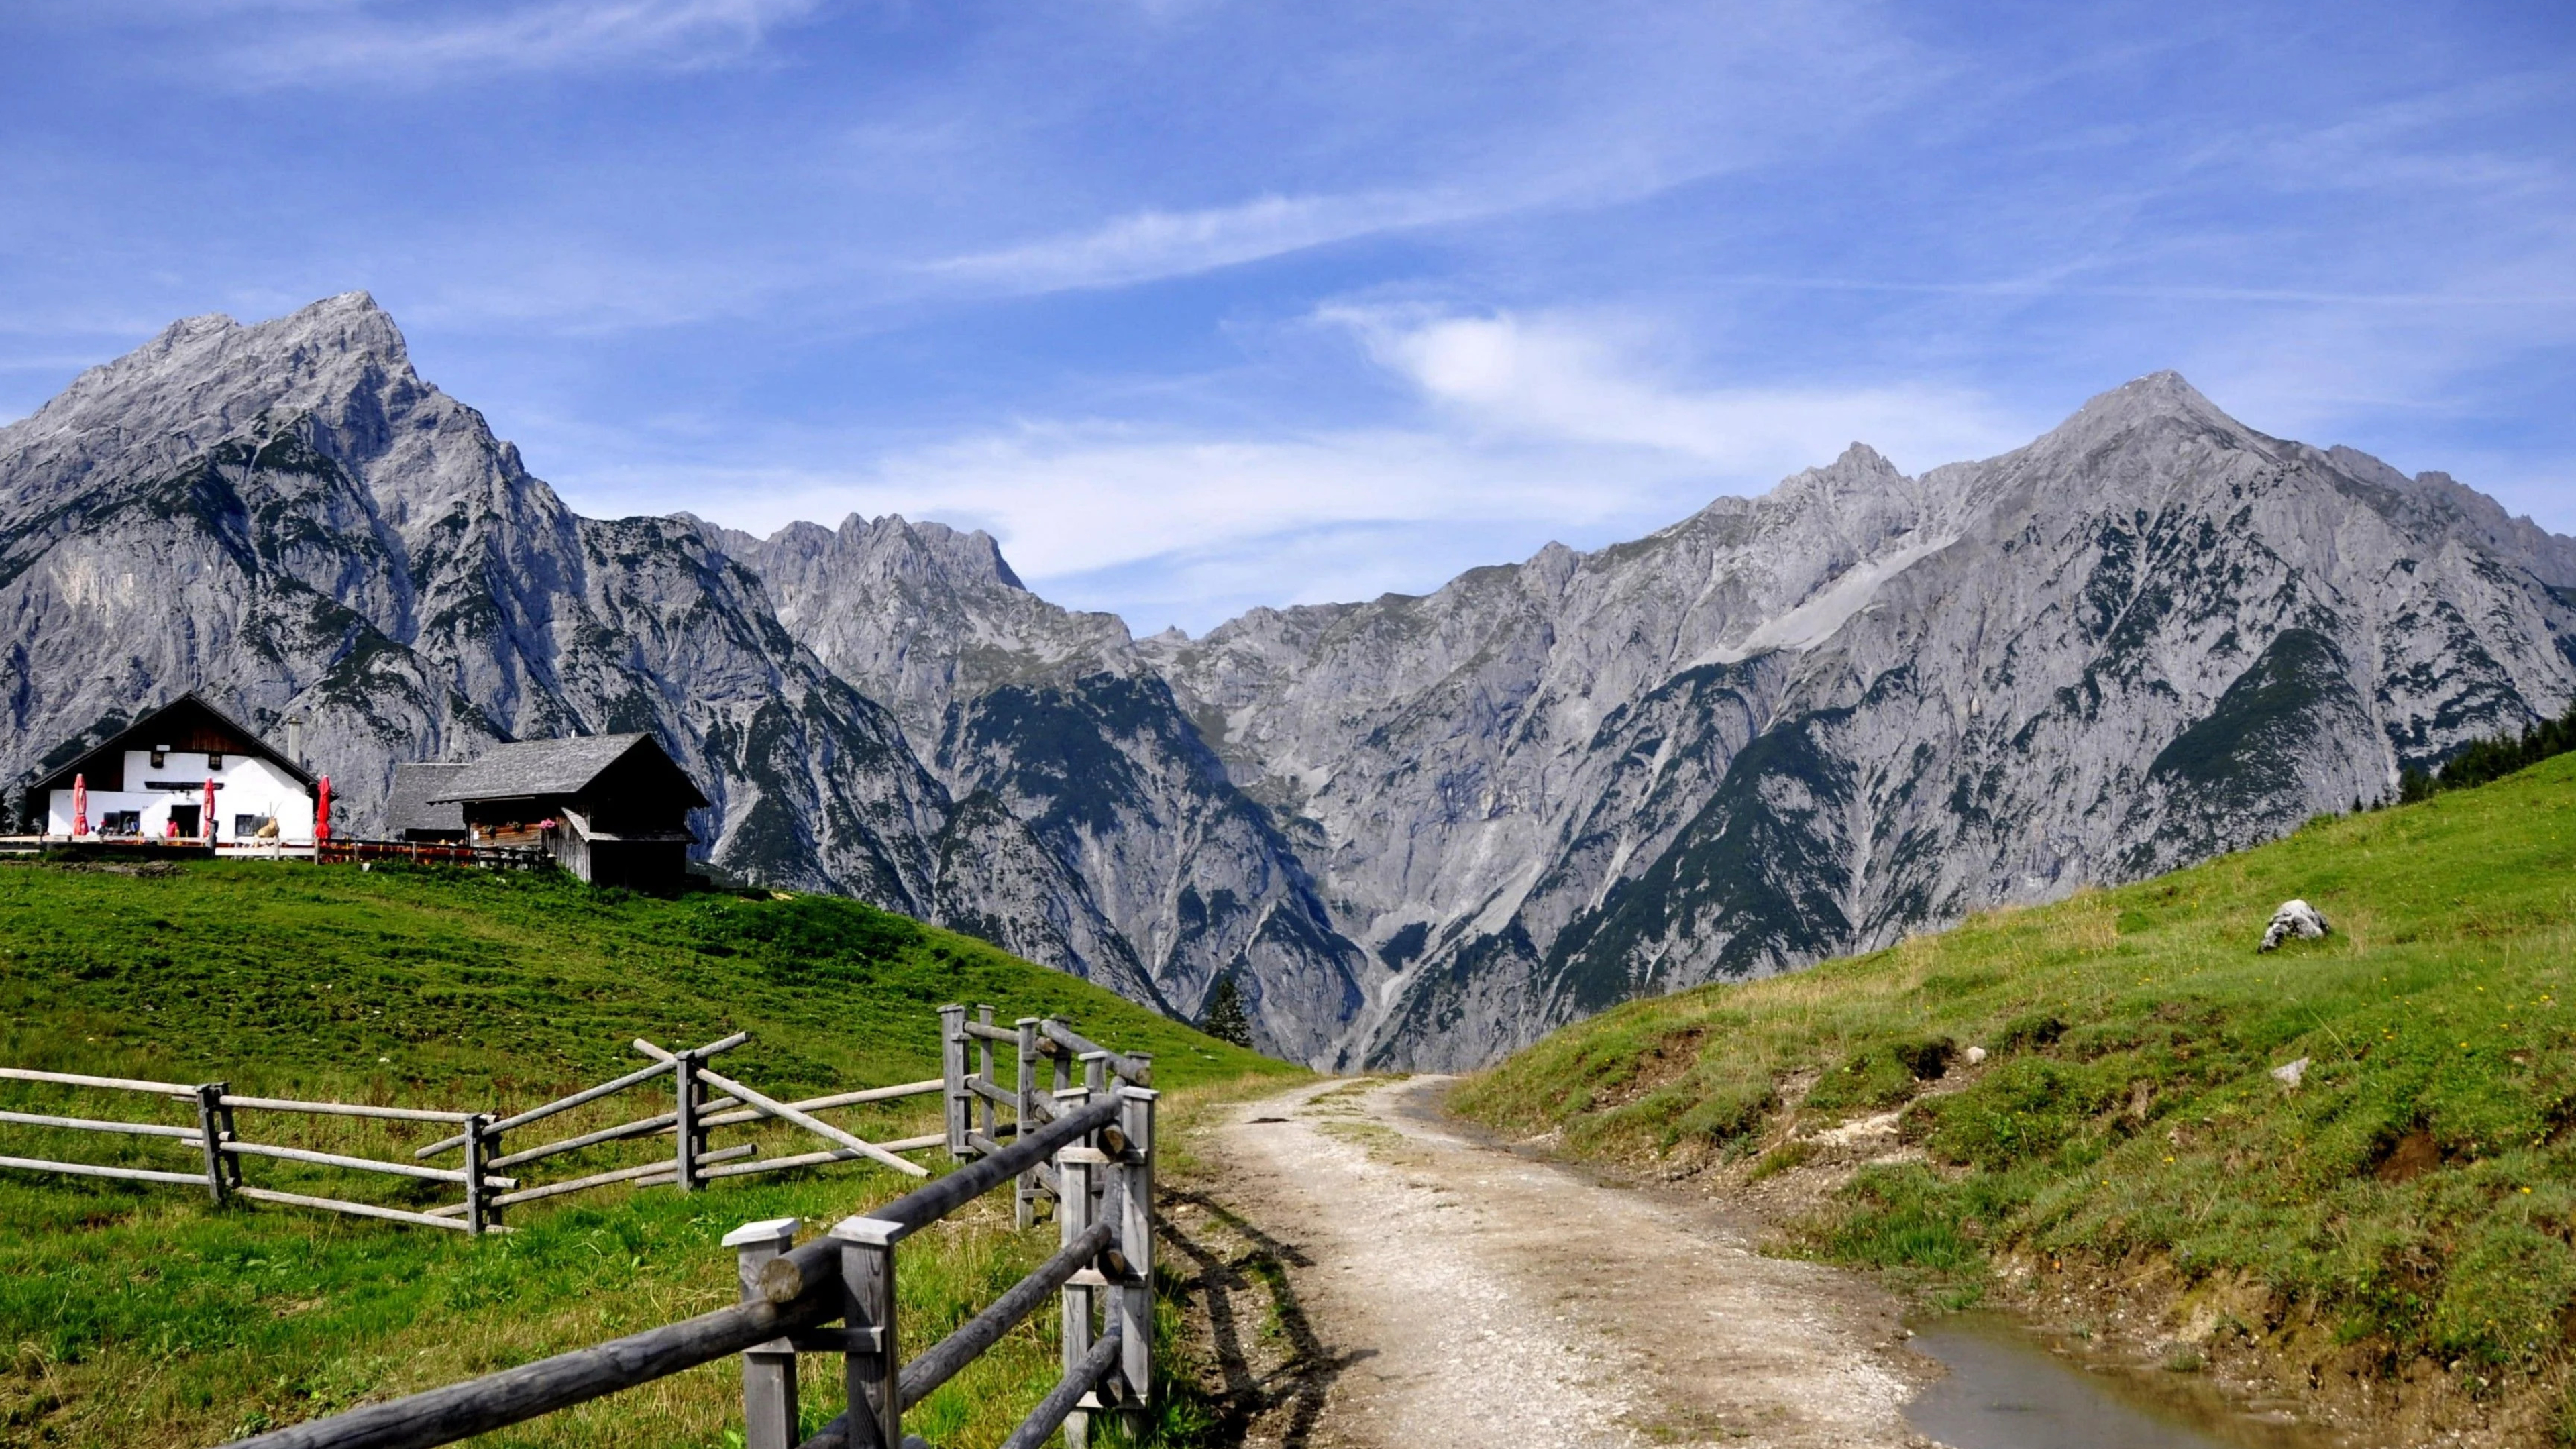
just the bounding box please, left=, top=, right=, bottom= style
left=5, top=4, right=2575, bottom=1446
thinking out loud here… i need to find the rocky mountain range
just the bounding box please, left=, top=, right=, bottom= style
left=6, top=294, right=2571, bottom=1068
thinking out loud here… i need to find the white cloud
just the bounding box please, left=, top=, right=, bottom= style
left=215, top=0, right=820, bottom=83
left=913, top=1, right=1925, bottom=299
left=547, top=309, right=2041, bottom=631
left=582, top=422, right=1642, bottom=585
left=926, top=189, right=1489, bottom=294
left=1326, top=305, right=2034, bottom=480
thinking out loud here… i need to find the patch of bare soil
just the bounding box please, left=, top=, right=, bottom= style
left=1162, top=1076, right=1934, bottom=1449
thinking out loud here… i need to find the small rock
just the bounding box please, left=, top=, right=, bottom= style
left=1964, top=1045, right=1988, bottom=1065
left=2271, top=1057, right=2309, bottom=1088
left=2257, top=898, right=2329, bottom=953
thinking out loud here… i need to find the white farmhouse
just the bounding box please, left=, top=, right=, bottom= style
left=28, top=693, right=317, bottom=844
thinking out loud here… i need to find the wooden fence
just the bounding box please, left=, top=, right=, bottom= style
left=222, top=1004, right=1159, bottom=1449
left=314, top=838, right=550, bottom=869
left=0, top=1033, right=945, bottom=1233
left=938, top=1006, right=1154, bottom=1234
left=0, top=1065, right=508, bottom=1232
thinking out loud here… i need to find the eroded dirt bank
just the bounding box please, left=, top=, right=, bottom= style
left=1161, top=1075, right=1935, bottom=1448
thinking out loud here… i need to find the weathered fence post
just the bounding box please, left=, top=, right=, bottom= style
left=726, top=1216, right=802, bottom=1449
left=969, top=1004, right=994, bottom=1155
left=675, top=1049, right=702, bottom=1193
left=1079, top=1052, right=1110, bottom=1230
left=830, top=1216, right=903, bottom=1449
left=215, top=1093, right=242, bottom=1189
left=1056, top=1145, right=1104, bottom=1449
left=1048, top=1017, right=1071, bottom=1097
left=938, top=1004, right=967, bottom=1161
left=486, top=1118, right=508, bottom=1231
left=1115, top=1085, right=1158, bottom=1416
left=1014, top=1018, right=1040, bottom=1229
left=463, top=1114, right=492, bottom=1237
left=193, top=1082, right=229, bottom=1204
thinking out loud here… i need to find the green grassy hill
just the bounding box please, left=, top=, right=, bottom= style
left=1456, top=751, right=2576, bottom=1431
left=0, top=861, right=1292, bottom=1447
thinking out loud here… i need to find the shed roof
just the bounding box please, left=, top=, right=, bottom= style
left=427, top=733, right=710, bottom=808
left=384, top=761, right=468, bottom=835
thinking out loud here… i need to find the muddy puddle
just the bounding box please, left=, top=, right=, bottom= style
left=1906, top=1313, right=2337, bottom=1449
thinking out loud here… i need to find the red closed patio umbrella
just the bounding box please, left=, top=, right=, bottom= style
left=315, top=775, right=331, bottom=843
left=203, top=778, right=217, bottom=841
left=71, top=774, right=87, bottom=837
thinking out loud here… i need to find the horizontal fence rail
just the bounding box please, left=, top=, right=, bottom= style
left=0, top=1030, right=947, bottom=1234
left=313, top=839, right=550, bottom=869
left=220, top=1005, right=1159, bottom=1449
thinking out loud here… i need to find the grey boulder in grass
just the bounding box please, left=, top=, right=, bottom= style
left=2258, top=899, right=2331, bottom=953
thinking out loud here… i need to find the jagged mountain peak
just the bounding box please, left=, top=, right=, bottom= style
left=1816, top=439, right=1905, bottom=484
left=2319, top=445, right=2576, bottom=586
left=2046, top=369, right=2249, bottom=445
left=835, top=512, right=1028, bottom=593
left=724, top=504, right=1137, bottom=747
left=727, top=511, right=1033, bottom=597
left=0, top=291, right=504, bottom=538
left=26, top=291, right=411, bottom=429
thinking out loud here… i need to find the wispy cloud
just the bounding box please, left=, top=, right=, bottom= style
left=542, top=307, right=2040, bottom=631
left=578, top=423, right=1623, bottom=586
left=926, top=189, right=1491, bottom=295
left=211, top=0, right=820, bottom=83
left=1326, top=305, right=2034, bottom=478
left=915, top=1, right=1923, bottom=299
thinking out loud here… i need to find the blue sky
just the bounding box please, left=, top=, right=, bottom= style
left=2, top=1, right=2571, bottom=633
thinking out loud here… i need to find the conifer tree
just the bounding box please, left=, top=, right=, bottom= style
left=1200, top=973, right=1252, bottom=1048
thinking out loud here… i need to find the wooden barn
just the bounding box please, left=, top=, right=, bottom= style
left=424, top=733, right=706, bottom=892
left=24, top=693, right=316, bottom=844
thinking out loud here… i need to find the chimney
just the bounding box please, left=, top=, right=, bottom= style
left=285, top=713, right=305, bottom=769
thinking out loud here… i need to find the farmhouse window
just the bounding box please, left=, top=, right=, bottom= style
left=150, top=747, right=166, bottom=767
left=207, top=752, right=224, bottom=770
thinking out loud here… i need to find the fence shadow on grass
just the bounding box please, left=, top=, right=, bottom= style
left=1157, top=1187, right=1370, bottom=1449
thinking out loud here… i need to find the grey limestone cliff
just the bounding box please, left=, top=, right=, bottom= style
left=7, top=301, right=2569, bottom=1071
left=722, top=513, right=1368, bottom=1060
left=1144, top=374, right=2576, bottom=1066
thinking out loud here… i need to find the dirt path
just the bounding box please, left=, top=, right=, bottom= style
left=1166, top=1075, right=1936, bottom=1449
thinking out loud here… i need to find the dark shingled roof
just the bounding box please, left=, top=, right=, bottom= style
left=428, top=733, right=710, bottom=808
left=384, top=761, right=468, bottom=836
left=28, top=691, right=315, bottom=797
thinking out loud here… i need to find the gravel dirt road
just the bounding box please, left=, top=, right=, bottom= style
left=1165, top=1075, right=1937, bottom=1449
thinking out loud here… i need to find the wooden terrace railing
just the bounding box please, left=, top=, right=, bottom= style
left=314, top=837, right=550, bottom=869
